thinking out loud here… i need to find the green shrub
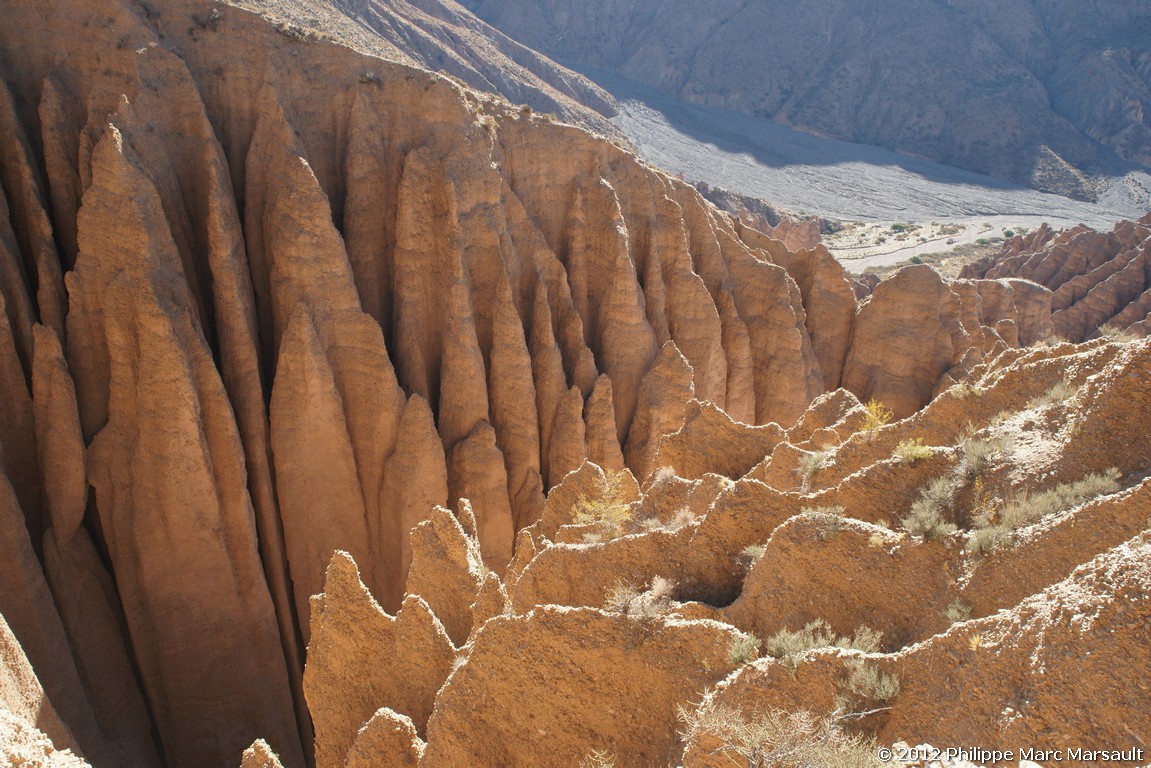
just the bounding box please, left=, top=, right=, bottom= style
left=959, top=434, right=1012, bottom=472
left=796, top=449, right=832, bottom=488
left=729, top=632, right=762, bottom=665
left=845, top=661, right=900, bottom=703
left=942, top=599, right=972, bottom=624
left=1027, top=378, right=1078, bottom=408
left=738, top=544, right=766, bottom=571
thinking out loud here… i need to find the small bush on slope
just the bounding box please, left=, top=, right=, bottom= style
left=893, top=438, right=934, bottom=464
left=603, top=576, right=676, bottom=617
left=796, top=449, right=832, bottom=489
left=679, top=703, right=887, bottom=768
left=800, top=505, right=846, bottom=541
left=1027, top=377, right=1078, bottom=408
left=763, top=619, right=882, bottom=670
left=861, top=398, right=894, bottom=432
left=901, top=476, right=958, bottom=539
left=729, top=633, right=762, bottom=665
left=572, top=470, right=635, bottom=539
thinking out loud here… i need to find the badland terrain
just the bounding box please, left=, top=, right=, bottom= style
left=0, top=1, right=1149, bottom=767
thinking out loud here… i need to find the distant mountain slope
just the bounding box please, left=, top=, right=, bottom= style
left=235, top=0, right=619, bottom=132
left=460, top=0, right=1151, bottom=200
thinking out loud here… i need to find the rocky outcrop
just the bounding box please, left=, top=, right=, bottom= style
left=841, top=264, right=1050, bottom=418
left=343, top=709, right=424, bottom=768
left=0, top=612, right=83, bottom=761
left=239, top=740, right=285, bottom=768
left=0, top=709, right=91, bottom=768
left=303, top=552, right=454, bottom=768
left=654, top=400, right=785, bottom=480
left=962, top=215, right=1151, bottom=340
left=404, top=505, right=487, bottom=646
left=421, top=607, right=746, bottom=767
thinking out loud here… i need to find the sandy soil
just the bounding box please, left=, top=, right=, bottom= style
left=579, top=68, right=1151, bottom=273
left=825, top=216, right=1053, bottom=274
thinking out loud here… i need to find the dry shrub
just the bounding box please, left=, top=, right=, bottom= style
left=763, top=619, right=882, bottom=670
left=679, top=703, right=887, bottom=768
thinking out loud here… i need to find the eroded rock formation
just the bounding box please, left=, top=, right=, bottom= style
left=299, top=337, right=1151, bottom=765
left=962, top=214, right=1151, bottom=340
left=0, top=0, right=1135, bottom=765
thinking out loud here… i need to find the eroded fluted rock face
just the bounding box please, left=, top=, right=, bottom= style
left=0, top=0, right=1095, bottom=764
left=72, top=124, right=304, bottom=768
left=962, top=215, right=1151, bottom=341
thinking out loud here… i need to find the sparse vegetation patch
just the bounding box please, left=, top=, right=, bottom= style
left=603, top=576, right=677, bottom=617
left=763, top=619, right=882, bottom=670
left=1099, top=324, right=1140, bottom=343
left=800, top=505, right=846, bottom=540
left=861, top=398, right=894, bottom=433
left=968, top=469, right=1121, bottom=552
left=844, top=661, right=900, bottom=703
left=959, top=433, right=1012, bottom=472
left=942, top=599, right=972, bottom=624
left=572, top=471, right=636, bottom=539
left=729, top=633, right=762, bottom=665
left=796, top=449, right=833, bottom=489
left=1027, top=377, right=1078, bottom=408
left=579, top=750, right=616, bottom=768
